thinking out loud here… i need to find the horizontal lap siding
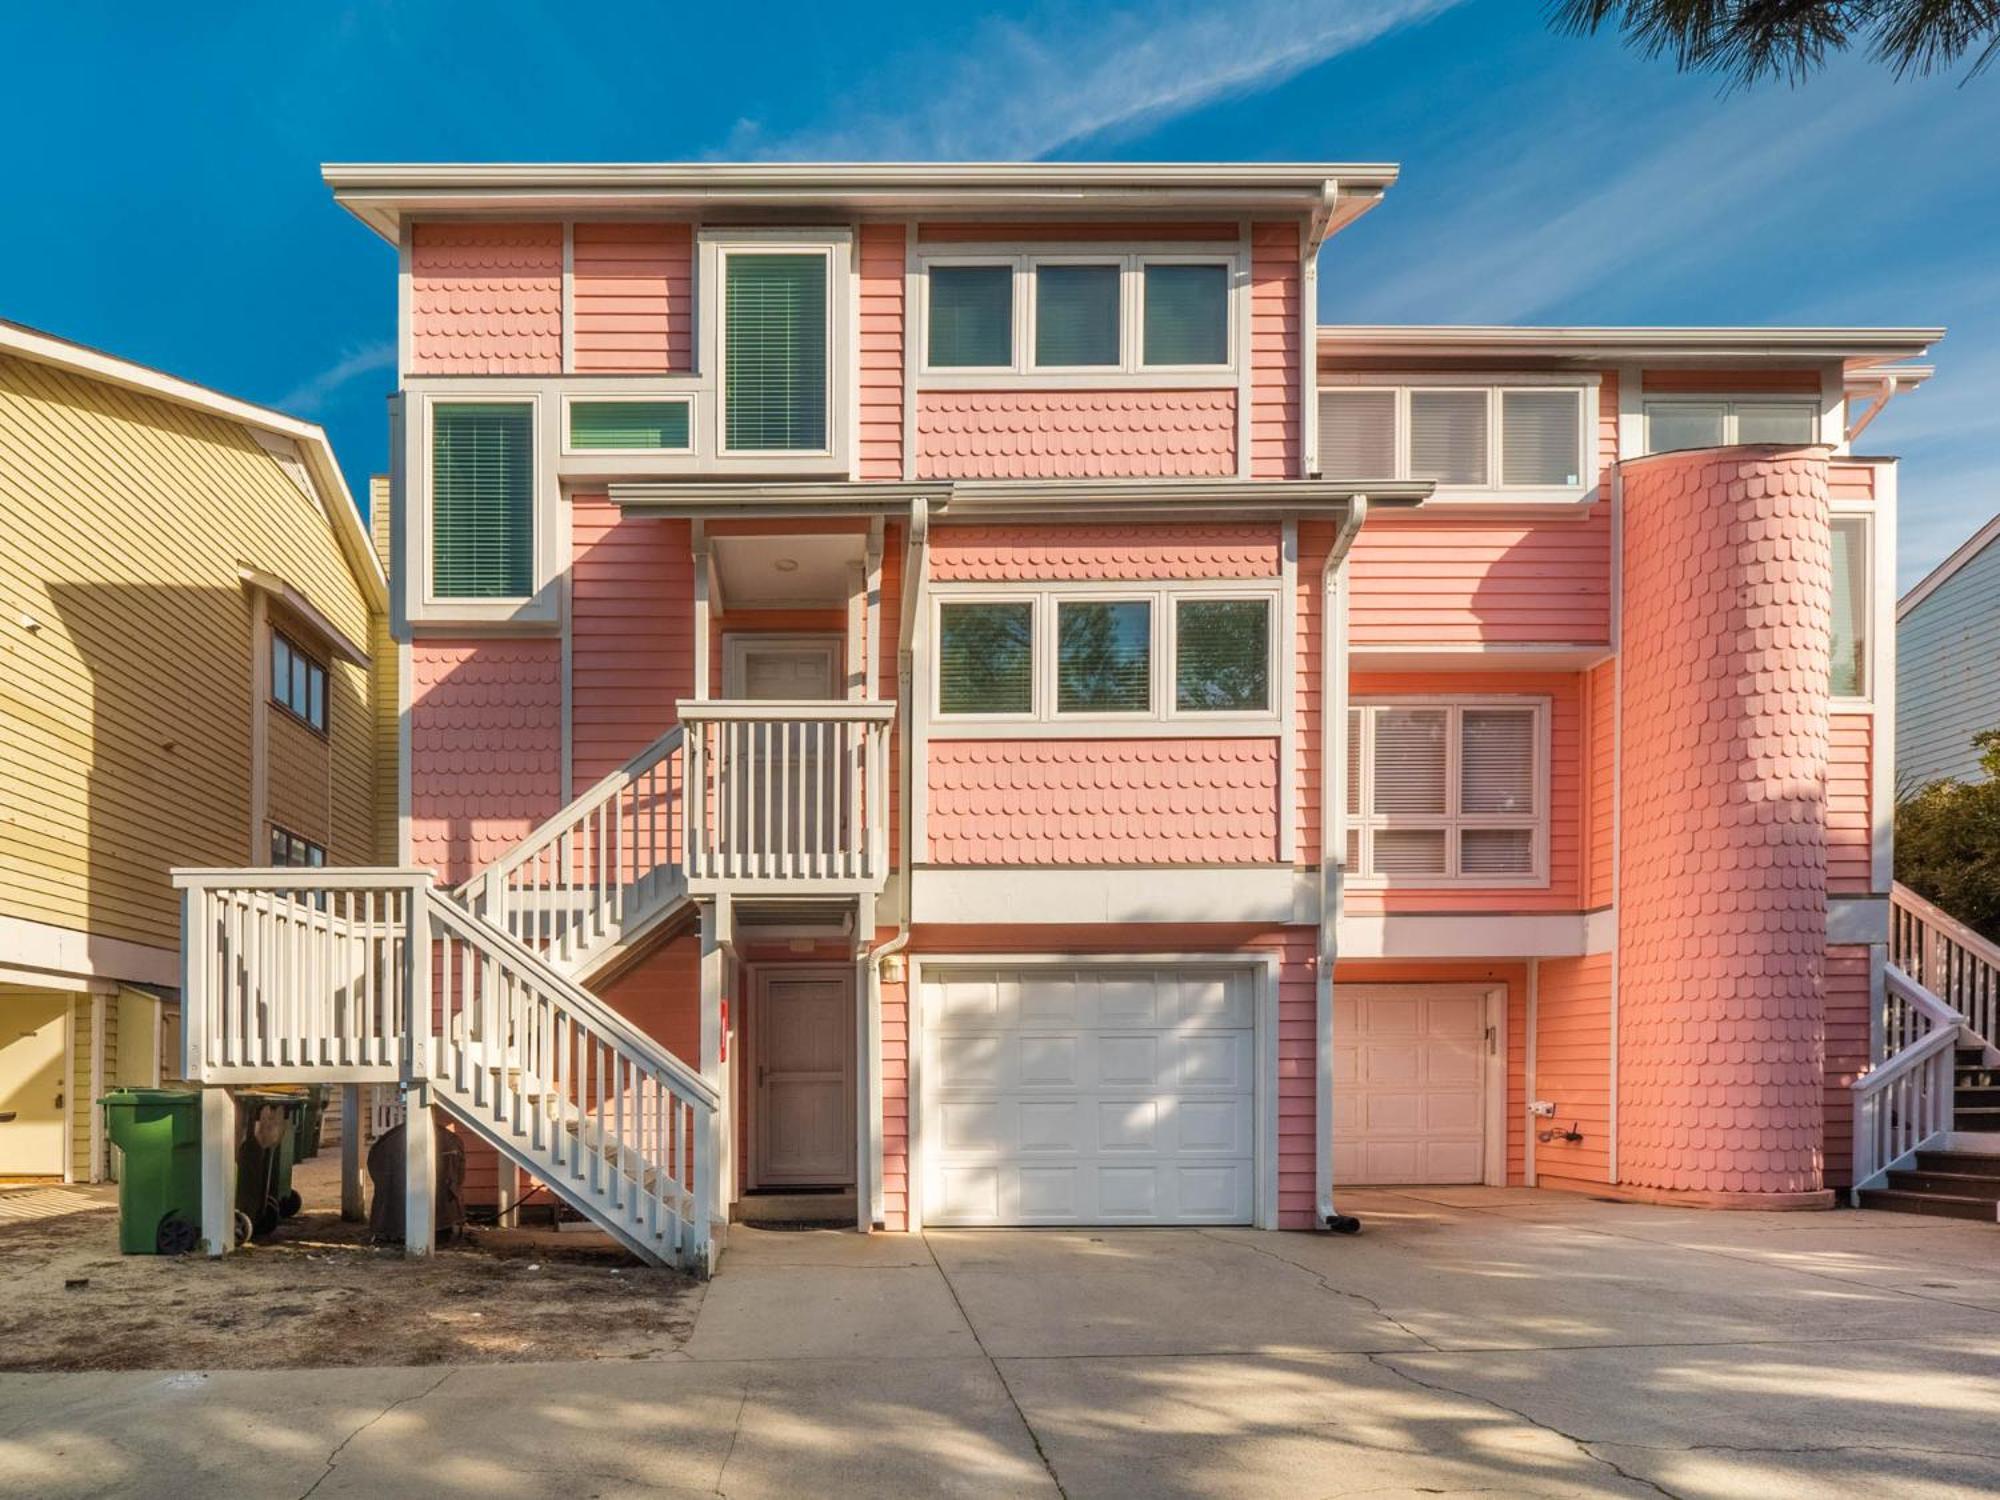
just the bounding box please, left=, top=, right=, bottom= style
left=1347, top=511, right=1612, bottom=644
left=570, top=223, right=692, bottom=374
left=409, top=223, right=561, bottom=374
left=1642, top=368, right=1823, bottom=395
left=858, top=223, right=905, bottom=480
left=409, top=640, right=562, bottom=885
left=1532, top=954, right=1612, bottom=1184
left=915, top=390, right=1235, bottom=479
left=1587, top=661, right=1615, bottom=909
left=1344, top=671, right=1584, bottom=913
left=1899, top=538, right=2000, bottom=788
left=1827, top=712, right=1873, bottom=894
left=1822, top=944, right=1870, bottom=1190
left=928, top=740, right=1280, bottom=864
left=1250, top=221, right=1298, bottom=479
left=1298, top=522, right=1332, bottom=866
left=1827, top=463, right=1876, bottom=503
left=879, top=939, right=909, bottom=1229
left=570, top=496, right=693, bottom=788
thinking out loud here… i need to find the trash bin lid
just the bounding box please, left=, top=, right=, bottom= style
left=101, top=1087, right=200, bottom=1105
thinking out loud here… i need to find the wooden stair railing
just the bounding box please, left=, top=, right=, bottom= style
left=1852, top=963, right=1962, bottom=1194
left=1891, top=882, right=2000, bottom=1056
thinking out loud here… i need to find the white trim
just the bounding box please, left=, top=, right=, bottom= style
left=1320, top=325, right=1941, bottom=362
left=1350, top=643, right=1612, bottom=673
left=396, top=223, right=414, bottom=381
left=61, top=997, right=75, bottom=1186
left=910, top=865, right=1300, bottom=926
left=1237, top=218, right=1255, bottom=480
left=406, top=386, right=559, bottom=626
left=88, top=993, right=104, bottom=1184
left=1615, top=363, right=1644, bottom=461
left=1828, top=506, right=1876, bottom=708
left=1297, top=218, right=1314, bottom=481
left=910, top=952, right=1281, bottom=1230
left=1278, top=522, right=1299, bottom=862
left=1335, top=912, right=1601, bottom=959
left=0, top=914, right=179, bottom=990
left=1524, top=960, right=1539, bottom=1187
left=396, top=636, right=413, bottom=864
left=1869, top=463, right=1897, bottom=893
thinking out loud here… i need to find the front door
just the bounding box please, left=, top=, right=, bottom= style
left=753, top=970, right=856, bottom=1188
left=0, top=994, right=69, bottom=1178
left=726, top=636, right=840, bottom=702
left=723, top=637, right=843, bottom=870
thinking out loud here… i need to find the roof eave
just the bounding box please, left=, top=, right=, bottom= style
left=1318, top=325, right=1944, bottom=366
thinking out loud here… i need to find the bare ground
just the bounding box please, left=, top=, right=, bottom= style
left=0, top=1153, right=701, bottom=1371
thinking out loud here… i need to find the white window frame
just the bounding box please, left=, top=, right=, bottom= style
left=409, top=386, right=557, bottom=625
left=1828, top=508, right=1874, bottom=706
left=1345, top=696, right=1550, bottom=889
left=560, top=392, right=696, bottom=456
left=698, top=227, right=853, bottom=474
left=930, top=578, right=1281, bottom=734
left=915, top=244, right=1243, bottom=389
left=1318, top=372, right=1598, bottom=507
left=1642, top=396, right=1821, bottom=454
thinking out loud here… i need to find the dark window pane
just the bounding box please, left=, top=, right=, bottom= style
left=929, top=265, right=1014, bottom=368
left=939, top=602, right=1034, bottom=714
left=1034, top=264, right=1120, bottom=366
left=1142, top=263, right=1228, bottom=366
left=1175, top=599, right=1270, bottom=711
left=1058, top=601, right=1150, bottom=713
left=725, top=252, right=828, bottom=452
left=432, top=402, right=534, bottom=597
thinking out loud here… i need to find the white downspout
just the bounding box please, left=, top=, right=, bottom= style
left=1318, top=495, right=1368, bottom=1232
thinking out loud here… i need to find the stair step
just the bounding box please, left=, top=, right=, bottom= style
left=1956, top=1110, right=2000, bottom=1130
left=1856, top=1188, right=2000, bottom=1222
left=1888, top=1169, right=2000, bottom=1195
left=1957, top=1048, right=1987, bottom=1063
left=1917, top=1150, right=2000, bottom=1175
left=1957, top=1088, right=2000, bottom=1108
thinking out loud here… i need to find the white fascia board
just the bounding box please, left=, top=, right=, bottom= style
left=0, top=914, right=180, bottom=991
left=1350, top=643, right=1614, bottom=673
left=1318, top=326, right=1943, bottom=365
left=1337, top=913, right=1592, bottom=959
left=911, top=867, right=1301, bottom=926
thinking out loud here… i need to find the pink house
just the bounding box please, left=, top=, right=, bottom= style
left=177, top=164, right=1990, bottom=1269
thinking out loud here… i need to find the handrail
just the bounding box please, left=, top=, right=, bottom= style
left=1892, top=882, right=2000, bottom=1053
left=1852, top=962, right=1962, bottom=1192
left=470, top=727, right=686, bottom=891
left=677, top=698, right=898, bottom=722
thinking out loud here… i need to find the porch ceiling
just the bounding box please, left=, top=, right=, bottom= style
left=713, top=532, right=862, bottom=610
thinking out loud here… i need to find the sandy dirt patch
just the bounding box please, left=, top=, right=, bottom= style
left=0, top=1154, right=701, bottom=1371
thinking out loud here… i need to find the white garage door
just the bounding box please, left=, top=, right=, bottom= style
left=1332, top=985, right=1491, bottom=1185
left=922, top=965, right=1258, bottom=1226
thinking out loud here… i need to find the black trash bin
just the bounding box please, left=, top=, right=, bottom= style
left=367, top=1107, right=466, bottom=1244
left=233, top=1090, right=303, bottom=1240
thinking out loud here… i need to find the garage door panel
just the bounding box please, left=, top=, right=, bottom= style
left=1337, top=984, right=1492, bottom=1188
left=925, top=965, right=1258, bottom=1227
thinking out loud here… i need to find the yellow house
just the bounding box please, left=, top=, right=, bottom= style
left=0, top=318, right=391, bottom=1182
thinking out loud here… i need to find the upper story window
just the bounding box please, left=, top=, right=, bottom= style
left=1831, top=514, right=1870, bottom=699
left=920, top=251, right=1236, bottom=380
left=933, top=584, right=1276, bottom=727
left=270, top=826, right=327, bottom=868
left=566, top=397, right=691, bottom=452
left=1644, top=398, right=1818, bottom=453
left=722, top=248, right=830, bottom=454
left=271, top=630, right=327, bottom=733
left=1320, top=381, right=1591, bottom=497
left=1345, top=699, right=1548, bottom=885
left=431, top=401, right=534, bottom=599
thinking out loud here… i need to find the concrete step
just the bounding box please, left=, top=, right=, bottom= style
left=1888, top=1168, right=2000, bottom=1195
left=1856, top=1188, right=2000, bottom=1222
left=731, top=1191, right=857, bottom=1227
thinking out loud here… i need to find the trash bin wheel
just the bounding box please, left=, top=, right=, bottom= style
left=252, top=1196, right=280, bottom=1239
left=278, top=1189, right=302, bottom=1219
left=233, top=1210, right=253, bottom=1246
left=155, top=1213, right=198, bottom=1256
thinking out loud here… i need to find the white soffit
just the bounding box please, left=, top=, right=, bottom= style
left=712, top=532, right=863, bottom=610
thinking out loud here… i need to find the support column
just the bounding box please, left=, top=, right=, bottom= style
left=700, top=895, right=732, bottom=1223
left=200, top=1087, right=236, bottom=1257
left=403, top=1090, right=436, bottom=1256
left=340, top=1084, right=365, bottom=1222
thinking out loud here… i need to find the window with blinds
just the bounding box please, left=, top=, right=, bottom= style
left=724, top=251, right=829, bottom=452
left=1034, top=264, right=1121, bottom=366
left=1409, top=390, right=1489, bottom=485
left=1645, top=399, right=1818, bottom=453
left=1319, top=384, right=1591, bottom=492
left=1058, top=600, right=1151, bottom=713
left=928, top=264, right=1014, bottom=368
left=1830, top=515, right=1869, bottom=698
left=1141, top=263, right=1228, bottom=366
left=938, top=601, right=1035, bottom=715
left=431, top=402, right=534, bottom=599
left=568, top=399, right=691, bottom=451
left=1501, top=390, right=1582, bottom=486
left=1175, top=598, right=1270, bottom=712
left=1319, top=390, right=1397, bottom=477
left=1344, top=700, right=1545, bottom=883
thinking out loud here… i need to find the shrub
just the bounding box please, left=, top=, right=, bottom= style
left=1895, top=729, right=2000, bottom=943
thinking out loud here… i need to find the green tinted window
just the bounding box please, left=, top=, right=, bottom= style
left=432, top=403, right=533, bottom=598
left=1175, top=599, right=1270, bottom=712
left=569, top=400, right=690, bottom=450
left=1058, top=601, right=1151, bottom=713
left=725, top=252, right=827, bottom=452
left=929, top=265, right=1014, bottom=367
left=1034, top=264, right=1120, bottom=366
left=1142, top=263, right=1228, bottom=366
left=939, top=602, right=1034, bottom=714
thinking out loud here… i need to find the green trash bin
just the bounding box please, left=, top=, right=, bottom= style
left=233, top=1090, right=304, bottom=1239
left=99, top=1088, right=203, bottom=1255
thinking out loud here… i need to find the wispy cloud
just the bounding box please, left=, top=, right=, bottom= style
left=720, top=0, right=1463, bottom=160
left=277, top=340, right=396, bottom=415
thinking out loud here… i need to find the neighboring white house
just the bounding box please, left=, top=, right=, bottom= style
left=1899, top=511, right=2000, bottom=791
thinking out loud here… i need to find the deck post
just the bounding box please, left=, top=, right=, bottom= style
left=403, top=1091, right=436, bottom=1256
left=699, top=894, right=731, bottom=1224
left=200, top=1087, right=236, bottom=1257
left=339, top=1083, right=365, bottom=1221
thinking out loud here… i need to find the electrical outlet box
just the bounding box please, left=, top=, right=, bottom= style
left=1528, top=1100, right=1557, bottom=1117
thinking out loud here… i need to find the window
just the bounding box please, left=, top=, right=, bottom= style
left=928, top=264, right=1014, bottom=368
left=1644, top=399, right=1818, bottom=454
left=1319, top=384, right=1591, bottom=495
left=1034, top=263, right=1121, bottom=367
left=270, top=827, right=326, bottom=868
left=271, top=630, right=327, bottom=733
left=1141, top=263, right=1229, bottom=367
left=1830, top=515, right=1870, bottom=698
left=431, top=402, right=534, bottom=598
left=1345, top=701, right=1545, bottom=883
left=723, top=250, right=829, bottom=453
left=1175, top=598, right=1271, bottom=712
left=938, top=601, right=1035, bottom=715
left=1057, top=600, right=1151, bottom=714
left=567, top=399, right=691, bottom=451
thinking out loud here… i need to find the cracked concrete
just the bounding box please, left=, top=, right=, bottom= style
left=0, top=1186, right=1996, bottom=1498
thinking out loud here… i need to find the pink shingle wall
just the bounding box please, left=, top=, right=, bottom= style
left=1617, top=447, right=1831, bottom=1201
left=409, top=223, right=562, bottom=374
left=1532, top=954, right=1613, bottom=1185
left=570, top=223, right=692, bottom=373
left=915, top=390, right=1236, bottom=479
left=1249, top=221, right=1299, bottom=478
left=927, top=740, right=1280, bottom=865
left=858, top=223, right=906, bottom=480
left=929, top=522, right=1279, bottom=582
left=409, top=640, right=563, bottom=886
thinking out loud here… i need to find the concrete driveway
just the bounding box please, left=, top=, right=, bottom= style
left=3, top=1187, right=1998, bottom=1498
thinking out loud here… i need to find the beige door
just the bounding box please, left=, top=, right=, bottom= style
left=754, top=971, right=855, bottom=1187
left=1331, top=985, right=1493, bottom=1185
left=0, top=994, right=69, bottom=1177
left=726, top=637, right=840, bottom=702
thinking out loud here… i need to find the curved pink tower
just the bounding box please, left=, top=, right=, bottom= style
left=1617, top=446, right=1834, bottom=1206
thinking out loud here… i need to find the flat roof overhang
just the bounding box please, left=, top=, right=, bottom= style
left=610, top=477, right=1432, bottom=523
left=1318, top=324, right=1943, bottom=369
left=323, top=162, right=1401, bottom=247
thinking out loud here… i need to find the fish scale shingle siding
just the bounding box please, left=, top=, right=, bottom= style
left=409, top=222, right=563, bottom=373
left=915, top=390, right=1236, bottom=479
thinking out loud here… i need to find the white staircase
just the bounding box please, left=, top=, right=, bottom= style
left=174, top=699, right=893, bottom=1273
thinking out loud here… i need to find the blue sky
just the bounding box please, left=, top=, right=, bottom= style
left=3, top=1, right=1994, bottom=587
